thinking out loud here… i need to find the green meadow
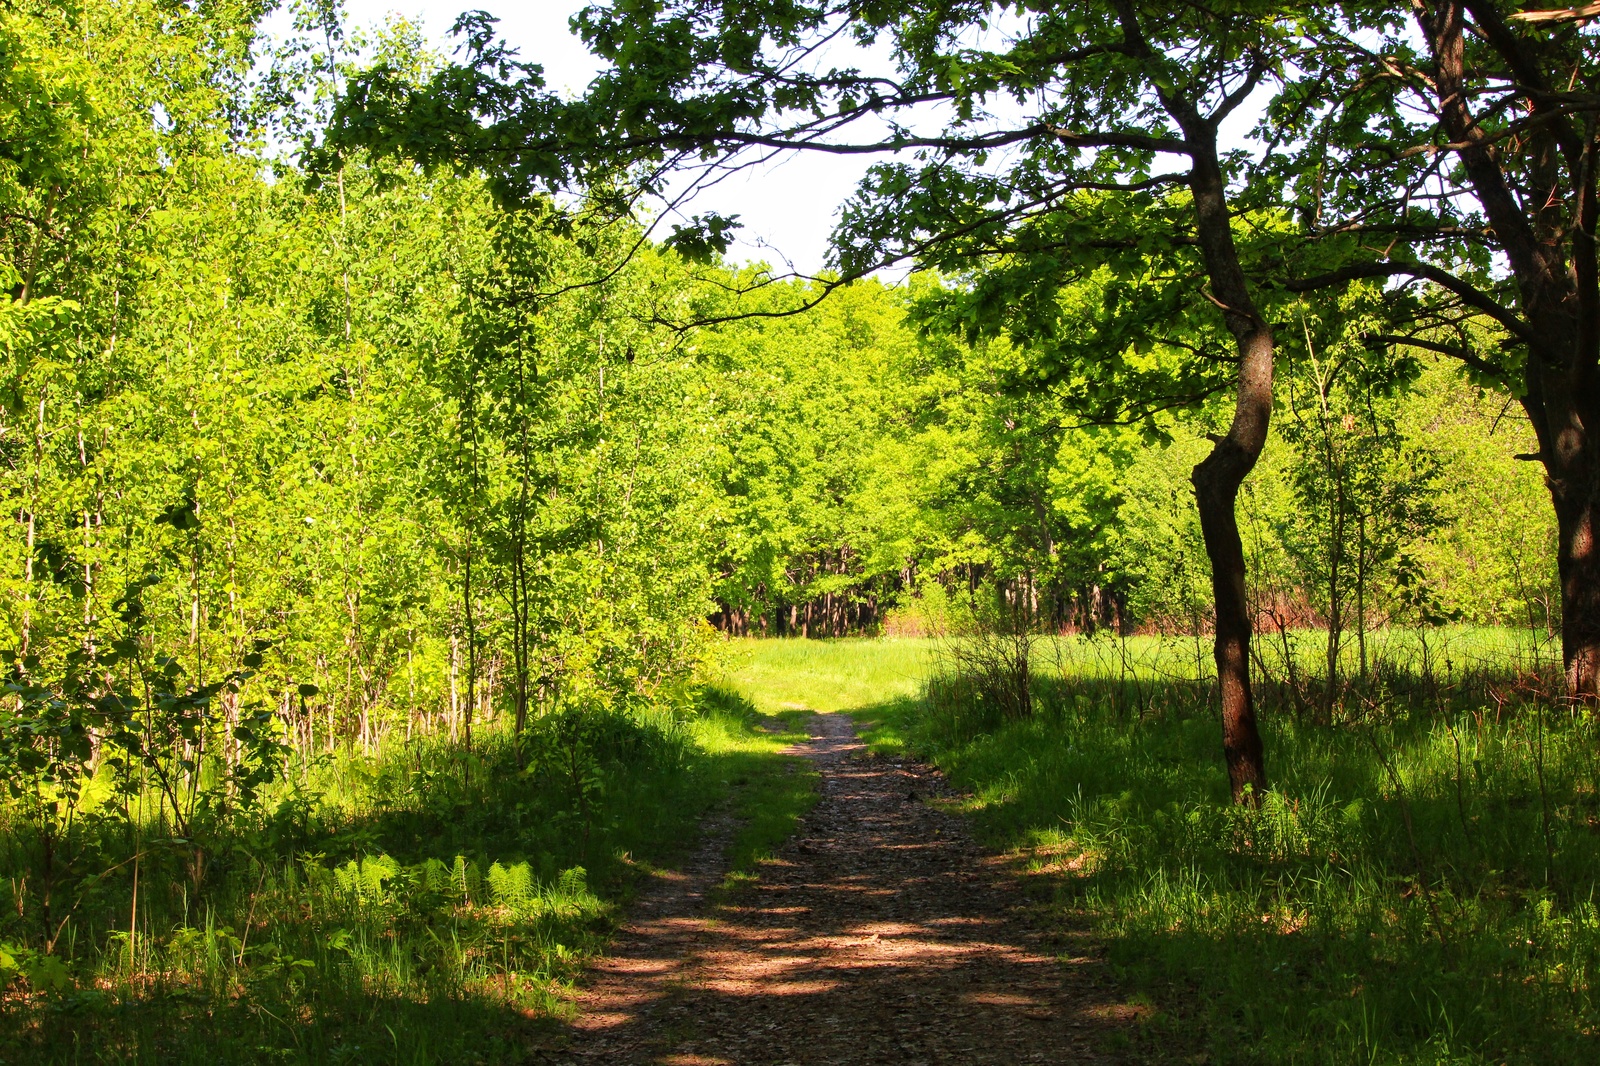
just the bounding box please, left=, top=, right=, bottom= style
left=0, top=695, right=812, bottom=1065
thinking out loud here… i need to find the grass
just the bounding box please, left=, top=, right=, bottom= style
left=714, top=626, right=1554, bottom=713
left=714, top=635, right=933, bottom=714
left=727, top=630, right=1600, bottom=1066
left=0, top=688, right=812, bottom=1065
left=11, top=627, right=1584, bottom=1064
left=694, top=690, right=819, bottom=889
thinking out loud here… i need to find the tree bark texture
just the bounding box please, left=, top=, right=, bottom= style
left=1528, top=351, right=1600, bottom=694
left=1554, top=484, right=1600, bottom=694
left=1192, top=329, right=1273, bottom=803
left=1421, top=1, right=1600, bottom=697
left=1149, top=41, right=1273, bottom=801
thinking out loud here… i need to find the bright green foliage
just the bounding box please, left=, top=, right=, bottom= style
left=689, top=266, right=1558, bottom=641
left=707, top=271, right=1556, bottom=642
left=0, top=7, right=831, bottom=1056
left=699, top=276, right=922, bottom=633
left=0, top=0, right=728, bottom=769
left=0, top=2, right=1587, bottom=1063
left=315, top=0, right=1576, bottom=644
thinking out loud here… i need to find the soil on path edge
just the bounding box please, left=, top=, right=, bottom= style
left=534, top=712, right=1132, bottom=1064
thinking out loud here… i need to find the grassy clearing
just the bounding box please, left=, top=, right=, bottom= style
left=729, top=632, right=1600, bottom=1066
left=714, top=636, right=933, bottom=714
left=716, top=627, right=1552, bottom=710
left=0, top=690, right=810, bottom=1065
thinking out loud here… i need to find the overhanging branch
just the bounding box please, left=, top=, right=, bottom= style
left=1287, top=261, right=1532, bottom=344
left=1364, top=332, right=1512, bottom=382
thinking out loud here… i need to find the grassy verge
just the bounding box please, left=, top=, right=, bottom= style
left=714, top=636, right=932, bottom=714
left=0, top=688, right=813, bottom=1065
left=732, top=633, right=1600, bottom=1066
left=693, top=689, right=819, bottom=893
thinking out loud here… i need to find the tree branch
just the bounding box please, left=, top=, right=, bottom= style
left=1048, top=127, right=1190, bottom=154
left=1286, top=260, right=1532, bottom=344
left=1364, top=332, right=1511, bottom=381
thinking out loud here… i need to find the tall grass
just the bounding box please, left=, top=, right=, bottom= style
left=732, top=631, right=1600, bottom=1064
left=0, top=690, right=808, bottom=1064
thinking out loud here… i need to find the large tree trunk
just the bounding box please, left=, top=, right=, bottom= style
left=1555, top=489, right=1600, bottom=697
left=1535, top=373, right=1600, bottom=698
left=1422, top=2, right=1600, bottom=699
left=1169, top=100, right=1275, bottom=803
left=1192, top=325, right=1274, bottom=804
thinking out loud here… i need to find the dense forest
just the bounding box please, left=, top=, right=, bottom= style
left=0, top=0, right=1557, bottom=762
left=2, top=1, right=1598, bottom=1064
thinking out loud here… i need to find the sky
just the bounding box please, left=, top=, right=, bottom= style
left=316, top=0, right=880, bottom=276
left=285, top=2, right=1266, bottom=280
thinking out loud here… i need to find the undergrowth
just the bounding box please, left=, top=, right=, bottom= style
left=827, top=631, right=1600, bottom=1065
left=0, top=688, right=806, bottom=1065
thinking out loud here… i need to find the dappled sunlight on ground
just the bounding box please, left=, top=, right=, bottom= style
left=532, top=713, right=1129, bottom=1064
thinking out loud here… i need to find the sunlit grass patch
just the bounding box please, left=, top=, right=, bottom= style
left=715, top=636, right=934, bottom=714
left=774, top=630, right=1600, bottom=1065
left=715, top=636, right=936, bottom=758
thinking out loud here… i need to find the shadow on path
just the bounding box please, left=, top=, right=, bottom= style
left=535, top=713, right=1130, bottom=1064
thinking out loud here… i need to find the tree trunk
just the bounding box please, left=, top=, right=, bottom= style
left=1192, top=339, right=1272, bottom=804
left=1418, top=2, right=1600, bottom=698
left=1168, top=92, right=1274, bottom=803
left=1557, top=498, right=1600, bottom=696
left=1521, top=320, right=1600, bottom=700
left=1543, top=420, right=1600, bottom=697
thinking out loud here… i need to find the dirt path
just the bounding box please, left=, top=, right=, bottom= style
left=535, top=712, right=1129, bottom=1064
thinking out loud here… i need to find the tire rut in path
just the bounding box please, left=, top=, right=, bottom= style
left=537, top=712, right=1130, bottom=1064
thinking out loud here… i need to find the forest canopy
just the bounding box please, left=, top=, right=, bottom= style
left=0, top=0, right=1565, bottom=767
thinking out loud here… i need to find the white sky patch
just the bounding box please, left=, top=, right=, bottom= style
left=269, top=0, right=874, bottom=276
left=268, top=2, right=1277, bottom=280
